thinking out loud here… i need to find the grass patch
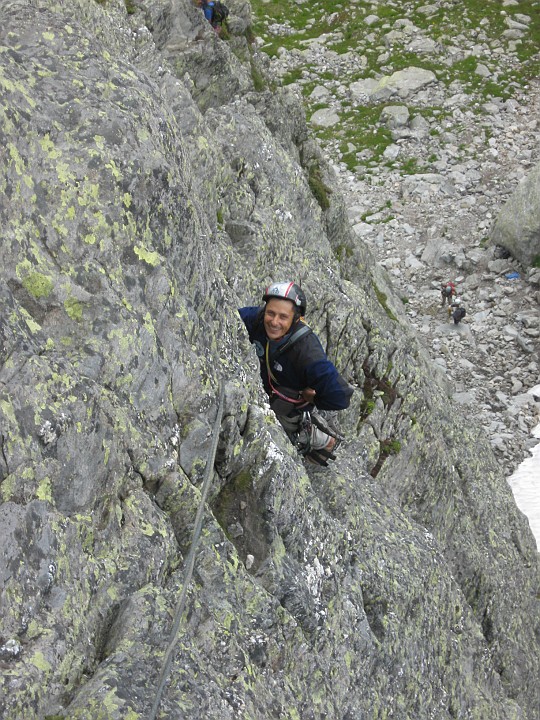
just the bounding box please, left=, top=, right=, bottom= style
left=282, top=67, right=303, bottom=86
left=335, top=243, right=353, bottom=262
left=374, top=284, right=397, bottom=321
left=308, top=163, right=332, bottom=210
left=360, top=398, right=376, bottom=419
left=370, top=437, right=402, bottom=478
left=400, top=157, right=432, bottom=175
left=250, top=59, right=266, bottom=91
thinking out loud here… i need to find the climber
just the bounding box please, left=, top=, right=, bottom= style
left=198, top=0, right=229, bottom=31
left=198, top=0, right=215, bottom=23
left=210, top=0, right=229, bottom=29
left=239, top=282, right=353, bottom=466
left=450, top=299, right=466, bottom=324
left=441, top=281, right=457, bottom=306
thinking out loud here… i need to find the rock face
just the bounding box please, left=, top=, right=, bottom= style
left=491, top=160, right=540, bottom=266
left=0, top=2, right=538, bottom=720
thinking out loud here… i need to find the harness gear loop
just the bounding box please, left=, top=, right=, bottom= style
left=291, top=411, right=313, bottom=455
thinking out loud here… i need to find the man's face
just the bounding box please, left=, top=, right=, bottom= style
left=263, top=298, right=296, bottom=340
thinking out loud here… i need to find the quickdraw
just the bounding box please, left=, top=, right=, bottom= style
left=293, top=411, right=344, bottom=467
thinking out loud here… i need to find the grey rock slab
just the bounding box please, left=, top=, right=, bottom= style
left=351, top=66, right=437, bottom=102
left=311, top=107, right=340, bottom=127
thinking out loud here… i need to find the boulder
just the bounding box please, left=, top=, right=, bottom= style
left=491, top=159, right=540, bottom=266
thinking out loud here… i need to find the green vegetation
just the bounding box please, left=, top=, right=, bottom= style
left=244, top=25, right=257, bottom=45
left=532, top=255, right=540, bottom=268
left=370, top=437, right=402, bottom=477
left=360, top=398, right=376, bottom=419
left=374, top=284, right=397, bottom=322
left=250, top=0, right=540, bottom=174
left=308, top=163, right=332, bottom=210
left=400, top=158, right=421, bottom=175
left=335, top=243, right=353, bottom=262
left=219, top=22, right=231, bottom=41
left=282, top=67, right=303, bottom=86
left=382, top=438, right=402, bottom=455
left=250, top=59, right=266, bottom=91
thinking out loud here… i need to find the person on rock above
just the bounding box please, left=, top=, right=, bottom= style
left=441, top=280, right=457, bottom=306
left=198, top=0, right=215, bottom=23
left=239, top=281, right=353, bottom=466
left=198, top=0, right=229, bottom=31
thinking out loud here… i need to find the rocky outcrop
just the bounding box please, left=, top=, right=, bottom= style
left=0, top=1, right=538, bottom=720
left=491, top=160, right=540, bottom=267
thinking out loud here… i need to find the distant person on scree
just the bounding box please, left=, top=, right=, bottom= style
left=441, top=280, right=457, bottom=306
left=239, top=282, right=353, bottom=466
left=450, top=298, right=466, bottom=324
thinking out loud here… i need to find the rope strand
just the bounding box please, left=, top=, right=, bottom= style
left=148, top=382, right=226, bottom=720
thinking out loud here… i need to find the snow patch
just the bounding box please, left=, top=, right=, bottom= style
left=507, top=384, right=540, bottom=551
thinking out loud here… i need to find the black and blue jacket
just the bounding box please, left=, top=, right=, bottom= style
left=238, top=306, right=353, bottom=411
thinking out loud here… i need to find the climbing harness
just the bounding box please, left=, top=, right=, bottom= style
left=148, top=382, right=225, bottom=720
left=264, top=325, right=312, bottom=406
left=264, top=326, right=344, bottom=466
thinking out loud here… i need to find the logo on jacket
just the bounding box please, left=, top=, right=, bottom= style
left=273, top=361, right=283, bottom=372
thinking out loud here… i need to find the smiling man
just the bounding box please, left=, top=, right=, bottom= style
left=239, top=281, right=353, bottom=466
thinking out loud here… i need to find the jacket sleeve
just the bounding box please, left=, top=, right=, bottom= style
left=238, top=306, right=261, bottom=342
left=300, top=335, right=353, bottom=411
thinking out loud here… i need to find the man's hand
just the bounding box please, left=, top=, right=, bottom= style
left=301, top=387, right=316, bottom=403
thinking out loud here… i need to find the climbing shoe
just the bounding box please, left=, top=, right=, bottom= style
left=304, top=437, right=341, bottom=467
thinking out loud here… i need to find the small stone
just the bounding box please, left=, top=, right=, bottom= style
left=228, top=522, right=244, bottom=538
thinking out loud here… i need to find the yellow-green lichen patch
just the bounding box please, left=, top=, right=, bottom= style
left=1, top=473, right=17, bottom=501
left=134, top=245, right=161, bottom=266
left=30, top=650, right=52, bottom=673
left=64, top=297, right=83, bottom=321
left=22, top=272, right=54, bottom=298
left=36, top=476, right=53, bottom=502
left=56, top=161, right=76, bottom=184
left=39, top=133, right=62, bottom=159
left=21, top=308, right=42, bottom=334
left=105, top=159, right=122, bottom=180
left=8, top=142, right=26, bottom=175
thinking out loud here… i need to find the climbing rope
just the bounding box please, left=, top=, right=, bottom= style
left=148, top=382, right=225, bottom=720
